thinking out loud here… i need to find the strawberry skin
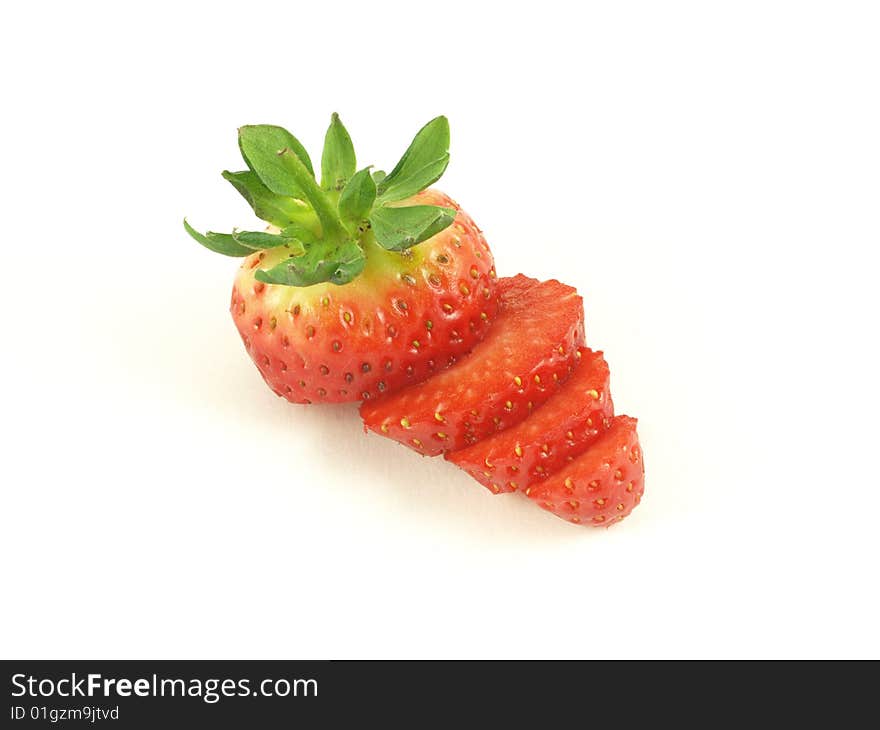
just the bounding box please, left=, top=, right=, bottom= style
left=446, top=348, right=614, bottom=493
left=360, top=275, right=586, bottom=455
left=525, top=415, right=644, bottom=527
left=230, top=190, right=498, bottom=403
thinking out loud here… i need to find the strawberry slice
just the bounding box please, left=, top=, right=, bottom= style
left=360, top=275, right=585, bottom=455
left=446, top=348, right=614, bottom=493
left=524, top=416, right=644, bottom=527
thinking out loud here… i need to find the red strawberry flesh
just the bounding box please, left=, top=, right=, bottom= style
left=446, top=348, right=614, bottom=493
left=360, top=275, right=586, bottom=455
left=524, top=415, right=644, bottom=527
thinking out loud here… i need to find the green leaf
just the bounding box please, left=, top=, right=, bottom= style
left=222, top=170, right=310, bottom=227
left=369, top=205, right=456, bottom=251
left=371, top=169, right=387, bottom=185
left=338, top=167, right=376, bottom=224
left=183, top=219, right=254, bottom=257
left=238, top=125, right=314, bottom=197
left=320, top=113, right=356, bottom=191
left=280, top=223, right=319, bottom=246
left=232, top=230, right=305, bottom=255
left=255, top=240, right=366, bottom=287
left=377, top=116, right=450, bottom=202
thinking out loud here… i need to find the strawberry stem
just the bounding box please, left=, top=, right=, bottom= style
left=278, top=148, right=348, bottom=242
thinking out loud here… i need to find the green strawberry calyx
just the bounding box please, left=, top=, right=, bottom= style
left=184, top=114, right=455, bottom=287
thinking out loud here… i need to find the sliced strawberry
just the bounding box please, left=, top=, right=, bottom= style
left=446, top=348, right=614, bottom=493
left=360, top=275, right=585, bottom=455
left=524, top=416, right=644, bottom=527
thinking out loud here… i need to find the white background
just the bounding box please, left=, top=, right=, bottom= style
left=2, top=1, right=878, bottom=659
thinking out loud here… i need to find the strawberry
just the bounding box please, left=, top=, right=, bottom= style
left=185, top=115, right=498, bottom=403
left=446, top=348, right=614, bottom=493
left=524, top=416, right=644, bottom=526
left=360, top=275, right=586, bottom=455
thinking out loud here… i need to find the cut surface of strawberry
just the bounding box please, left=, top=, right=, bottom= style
left=360, top=275, right=585, bottom=455
left=524, top=415, right=644, bottom=527
left=446, top=348, right=614, bottom=493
